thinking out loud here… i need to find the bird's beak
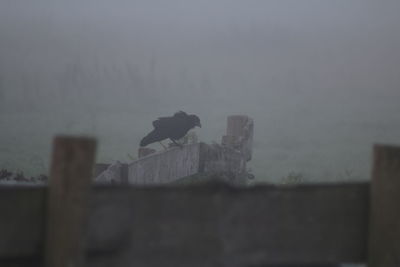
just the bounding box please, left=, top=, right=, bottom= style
left=197, top=122, right=202, bottom=128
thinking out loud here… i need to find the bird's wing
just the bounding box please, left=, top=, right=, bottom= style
left=152, top=116, right=172, bottom=129
left=152, top=111, right=187, bottom=129
left=173, top=111, right=188, bottom=118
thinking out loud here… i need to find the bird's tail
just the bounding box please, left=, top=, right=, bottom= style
left=140, top=130, right=159, bottom=147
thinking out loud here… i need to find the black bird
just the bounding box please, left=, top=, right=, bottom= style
left=140, top=111, right=201, bottom=147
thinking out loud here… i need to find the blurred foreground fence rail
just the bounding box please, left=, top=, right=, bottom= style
left=0, top=136, right=399, bottom=267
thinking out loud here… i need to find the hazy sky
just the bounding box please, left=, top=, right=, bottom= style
left=0, top=1, right=399, bottom=181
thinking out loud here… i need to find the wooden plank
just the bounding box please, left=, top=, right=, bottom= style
left=129, top=143, right=247, bottom=185
left=219, top=184, right=368, bottom=266
left=0, top=187, right=134, bottom=259
left=0, top=183, right=368, bottom=266
left=138, top=147, right=156, bottom=158
left=199, top=143, right=245, bottom=174
left=120, top=164, right=128, bottom=184
left=44, top=136, right=97, bottom=267
left=0, top=188, right=45, bottom=258
left=368, top=144, right=400, bottom=267
left=128, top=143, right=202, bottom=184
left=93, top=163, right=109, bottom=178
left=94, top=163, right=129, bottom=184
left=118, top=183, right=368, bottom=266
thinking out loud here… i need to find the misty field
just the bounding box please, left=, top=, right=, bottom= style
left=1, top=102, right=398, bottom=184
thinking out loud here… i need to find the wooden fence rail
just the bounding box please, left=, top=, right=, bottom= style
left=0, top=138, right=399, bottom=267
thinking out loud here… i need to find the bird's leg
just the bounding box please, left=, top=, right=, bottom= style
left=159, top=141, right=167, bottom=150
left=170, top=138, right=183, bottom=148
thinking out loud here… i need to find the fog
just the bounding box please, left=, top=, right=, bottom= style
left=0, top=0, right=399, bottom=182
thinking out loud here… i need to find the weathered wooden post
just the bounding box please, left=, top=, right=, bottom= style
left=45, top=136, right=97, bottom=267
left=138, top=147, right=156, bottom=158
left=368, top=144, right=400, bottom=267
left=221, top=115, right=254, bottom=161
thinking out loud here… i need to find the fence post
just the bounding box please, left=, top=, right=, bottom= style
left=45, top=136, right=97, bottom=267
left=221, top=115, right=254, bottom=161
left=368, top=144, right=400, bottom=267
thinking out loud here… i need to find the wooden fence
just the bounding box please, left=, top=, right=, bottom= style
left=94, top=115, right=254, bottom=185
left=0, top=137, right=399, bottom=267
